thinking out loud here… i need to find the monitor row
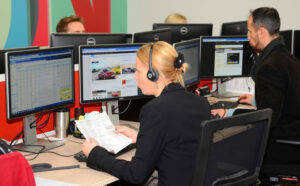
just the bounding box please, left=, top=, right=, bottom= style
left=4, top=36, right=255, bottom=120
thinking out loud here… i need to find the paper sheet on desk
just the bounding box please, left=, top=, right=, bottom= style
left=223, top=77, right=255, bottom=94
left=35, top=177, right=80, bottom=186
left=75, top=112, right=132, bottom=154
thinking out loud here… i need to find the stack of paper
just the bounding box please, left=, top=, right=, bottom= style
left=75, top=112, right=132, bottom=154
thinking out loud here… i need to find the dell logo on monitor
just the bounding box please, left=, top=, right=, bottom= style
left=87, top=37, right=96, bottom=45
left=153, top=34, right=160, bottom=41
left=180, top=27, right=188, bottom=35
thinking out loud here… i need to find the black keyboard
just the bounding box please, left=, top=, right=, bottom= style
left=74, top=143, right=136, bottom=162
left=211, top=101, right=239, bottom=110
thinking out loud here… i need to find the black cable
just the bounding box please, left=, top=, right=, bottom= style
left=45, top=151, right=78, bottom=157
left=10, top=130, right=23, bottom=146
left=10, top=112, right=45, bottom=146
left=222, top=106, right=227, bottom=118
left=114, top=99, right=132, bottom=115
left=37, top=127, right=51, bottom=142
left=30, top=112, right=44, bottom=128
left=112, top=101, right=125, bottom=112
left=15, top=144, right=46, bottom=161
left=36, top=112, right=50, bottom=129
left=68, top=139, right=83, bottom=144
left=220, top=77, right=233, bottom=84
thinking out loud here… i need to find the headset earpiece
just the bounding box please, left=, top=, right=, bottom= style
left=147, top=44, right=159, bottom=82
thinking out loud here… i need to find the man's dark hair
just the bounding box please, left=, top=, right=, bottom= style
left=56, top=15, right=84, bottom=33
left=250, top=7, right=280, bottom=36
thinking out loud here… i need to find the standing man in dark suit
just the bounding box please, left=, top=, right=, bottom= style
left=212, top=7, right=300, bottom=177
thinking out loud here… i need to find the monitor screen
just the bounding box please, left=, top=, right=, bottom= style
left=174, top=38, right=200, bottom=87
left=6, top=47, right=75, bottom=119
left=280, top=30, right=293, bottom=53
left=221, top=21, right=248, bottom=36
left=50, top=33, right=128, bottom=64
left=133, top=28, right=172, bottom=44
left=153, top=23, right=213, bottom=43
left=0, top=46, right=40, bottom=74
left=293, top=30, right=300, bottom=61
left=200, top=36, right=256, bottom=78
left=80, top=44, right=147, bottom=104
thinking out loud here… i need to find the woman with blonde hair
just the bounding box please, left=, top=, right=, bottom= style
left=82, top=41, right=210, bottom=185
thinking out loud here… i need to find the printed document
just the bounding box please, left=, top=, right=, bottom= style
left=75, top=112, right=132, bottom=154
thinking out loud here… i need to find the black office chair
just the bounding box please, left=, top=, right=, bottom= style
left=191, top=108, right=272, bottom=186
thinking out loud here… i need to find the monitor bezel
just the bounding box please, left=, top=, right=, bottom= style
left=133, top=28, right=172, bottom=44
left=221, top=20, right=248, bottom=36
left=173, top=38, right=201, bottom=87
left=50, top=33, right=129, bottom=64
left=79, top=43, right=151, bottom=104
left=153, top=23, right=213, bottom=43
left=293, top=30, right=300, bottom=60
left=5, top=46, right=75, bottom=120
left=199, top=35, right=254, bottom=79
left=0, top=46, right=40, bottom=74
left=50, top=33, right=128, bottom=47
left=279, top=30, right=294, bottom=53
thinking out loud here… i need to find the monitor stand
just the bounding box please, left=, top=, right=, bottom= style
left=13, top=114, right=65, bottom=154
left=102, top=100, right=120, bottom=126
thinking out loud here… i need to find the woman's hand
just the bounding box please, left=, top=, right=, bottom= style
left=82, top=138, right=99, bottom=157
left=114, top=126, right=138, bottom=143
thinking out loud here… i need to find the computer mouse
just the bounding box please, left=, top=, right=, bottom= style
left=237, top=100, right=250, bottom=105
left=210, top=113, right=221, bottom=119
left=31, top=163, right=52, bottom=170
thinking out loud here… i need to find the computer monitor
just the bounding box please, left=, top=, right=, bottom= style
left=280, top=30, right=293, bottom=53
left=173, top=38, right=200, bottom=87
left=133, top=28, right=172, bottom=43
left=79, top=44, right=150, bottom=125
left=199, top=36, right=256, bottom=78
left=293, top=30, right=300, bottom=60
left=153, top=23, right=213, bottom=43
left=221, top=21, right=248, bottom=36
left=50, top=33, right=128, bottom=64
left=79, top=43, right=148, bottom=103
left=0, top=46, right=40, bottom=74
left=5, top=46, right=75, bottom=153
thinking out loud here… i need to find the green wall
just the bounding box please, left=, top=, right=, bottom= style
left=50, top=0, right=75, bottom=33
left=111, top=0, right=127, bottom=33
left=50, top=0, right=127, bottom=33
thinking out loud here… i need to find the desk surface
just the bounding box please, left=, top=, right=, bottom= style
left=23, top=120, right=139, bottom=186
left=207, top=96, right=256, bottom=110
left=23, top=100, right=253, bottom=186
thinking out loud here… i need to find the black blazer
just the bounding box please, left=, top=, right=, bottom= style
left=235, top=38, right=300, bottom=165
left=86, top=83, right=211, bottom=185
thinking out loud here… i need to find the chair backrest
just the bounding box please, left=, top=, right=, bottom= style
left=191, top=108, right=272, bottom=186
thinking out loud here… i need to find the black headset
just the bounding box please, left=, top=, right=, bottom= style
left=147, top=44, right=159, bottom=82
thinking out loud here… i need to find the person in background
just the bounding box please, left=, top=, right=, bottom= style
left=211, top=7, right=300, bottom=182
left=56, top=15, right=85, bottom=33
left=82, top=41, right=210, bottom=185
left=164, top=13, right=187, bottom=24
